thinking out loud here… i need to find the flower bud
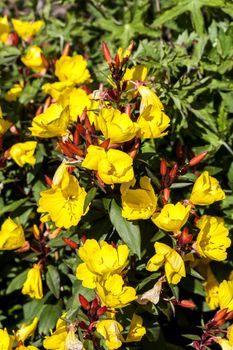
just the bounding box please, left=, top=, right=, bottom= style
left=170, top=163, right=178, bottom=181
left=102, top=42, right=112, bottom=65
left=97, top=306, right=107, bottom=316
left=44, top=175, right=53, bottom=187
left=160, top=159, right=167, bottom=177
left=214, top=308, right=228, bottom=323
left=62, top=238, right=78, bottom=249
left=62, top=43, right=71, bottom=56
left=179, top=299, right=196, bottom=309
left=189, top=152, right=208, bottom=167
left=79, top=294, right=90, bottom=310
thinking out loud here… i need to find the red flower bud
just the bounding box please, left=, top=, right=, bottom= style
left=79, top=294, right=90, bottom=310
left=189, top=152, right=208, bottom=167
left=97, top=306, right=107, bottom=317
left=176, top=143, right=185, bottom=162
left=40, top=53, right=49, bottom=69
left=44, top=175, right=53, bottom=187
left=179, top=299, right=196, bottom=309
left=78, top=321, right=88, bottom=329
left=163, top=188, right=170, bottom=202
left=91, top=298, right=99, bottom=315
left=73, top=126, right=80, bottom=146
left=170, top=163, right=178, bottom=181
left=62, top=238, right=78, bottom=249
left=81, top=234, right=87, bottom=243
left=214, top=308, right=228, bottom=323
left=102, top=42, right=112, bottom=65
left=100, top=139, right=110, bottom=150
left=114, top=52, right=120, bottom=70
left=160, top=159, right=167, bottom=177
left=6, top=32, right=19, bottom=46
left=224, top=310, right=233, bottom=321
left=62, top=43, right=71, bottom=56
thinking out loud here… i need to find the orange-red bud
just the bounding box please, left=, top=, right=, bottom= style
left=6, top=32, right=19, bottom=46
left=44, top=175, right=53, bottom=187
left=100, top=139, right=110, bottom=150
left=97, top=306, right=107, bottom=316
left=163, top=188, right=170, bottom=202
left=179, top=299, right=196, bottom=309
left=160, top=159, right=167, bottom=176
left=81, top=234, right=87, bottom=243
left=114, top=52, right=120, bottom=70
left=176, top=143, right=185, bottom=162
left=62, top=238, right=78, bottom=249
left=170, top=163, right=178, bottom=181
left=40, top=53, right=49, bottom=69
left=214, top=308, right=228, bottom=323
left=62, top=43, right=71, bottom=56
left=79, top=294, right=90, bottom=310
left=225, top=310, right=233, bottom=321
left=102, top=42, right=112, bottom=65
left=189, top=152, right=208, bottom=167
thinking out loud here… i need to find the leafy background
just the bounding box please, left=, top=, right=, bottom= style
left=0, top=0, right=233, bottom=349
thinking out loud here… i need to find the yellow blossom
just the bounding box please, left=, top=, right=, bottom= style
left=82, top=145, right=134, bottom=185
left=12, top=19, right=44, bottom=40
left=146, top=242, right=186, bottom=284
left=196, top=215, right=231, bottom=261
left=227, top=324, right=233, bottom=346
left=151, top=202, right=191, bottom=232
left=203, top=267, right=219, bottom=310
left=38, top=165, right=88, bottom=229
left=96, top=320, right=123, bottom=350
left=16, top=346, right=39, bottom=350
left=9, top=141, right=37, bottom=167
left=218, top=280, right=233, bottom=311
left=0, top=16, right=9, bottom=43
left=190, top=171, right=225, bottom=205
left=4, top=81, right=24, bottom=102
left=21, top=263, right=43, bottom=299
left=42, top=81, right=74, bottom=100
left=138, top=85, right=164, bottom=113
left=125, top=314, right=146, bottom=342
left=58, top=87, right=92, bottom=122
left=0, top=105, right=11, bottom=136
left=0, top=328, right=14, bottom=350
left=98, top=108, right=139, bottom=144
left=21, top=46, right=46, bottom=72
left=55, top=55, right=91, bottom=84
left=121, top=176, right=157, bottom=220
left=43, top=318, right=68, bottom=350
left=217, top=339, right=232, bottom=350
left=76, top=239, right=129, bottom=288
left=96, top=274, right=137, bottom=308
left=123, top=65, right=148, bottom=88
left=0, top=217, right=25, bottom=250
left=16, top=317, right=39, bottom=343
left=29, top=104, right=70, bottom=138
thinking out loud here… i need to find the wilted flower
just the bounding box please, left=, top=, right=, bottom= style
left=196, top=215, right=231, bottom=261
left=121, top=176, right=157, bottom=220
left=151, top=202, right=191, bottom=232
left=76, top=239, right=129, bottom=288
left=4, top=81, right=24, bottom=102
left=0, top=217, right=25, bottom=250
left=21, top=45, right=46, bottom=72
left=21, top=263, right=43, bottom=299
left=0, top=328, right=14, bottom=350
left=82, top=145, right=134, bottom=185
left=190, top=171, right=225, bottom=205
left=12, top=19, right=44, bottom=40
left=16, top=317, right=39, bottom=343
left=96, top=319, right=123, bottom=350
left=43, top=318, right=68, bottom=350
left=55, top=55, right=91, bottom=84
left=96, top=274, right=137, bottom=308
left=125, top=314, right=146, bottom=342
left=9, top=141, right=37, bottom=167
left=0, top=16, right=9, bottom=43
left=147, top=242, right=186, bottom=284
left=64, top=327, right=84, bottom=350
left=38, top=164, right=88, bottom=229
left=98, top=108, right=139, bottom=143
left=29, top=104, right=70, bottom=138
left=218, top=280, right=233, bottom=311
left=138, top=85, right=164, bottom=112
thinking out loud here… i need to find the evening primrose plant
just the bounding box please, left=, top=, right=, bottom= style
left=0, top=8, right=233, bottom=350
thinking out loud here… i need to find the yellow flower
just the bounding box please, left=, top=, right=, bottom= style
left=0, top=328, right=14, bottom=350
left=121, top=176, right=157, bottom=220
left=12, top=19, right=44, bottom=40
left=76, top=239, right=129, bottom=288
left=196, top=215, right=231, bottom=261
left=21, top=263, right=43, bottom=299
left=125, top=314, right=146, bottom=342
left=43, top=318, right=68, bottom=350
left=190, top=171, right=225, bottom=205
left=21, top=46, right=46, bottom=72
left=146, top=242, right=186, bottom=284
left=58, top=87, right=92, bottom=122
left=0, top=105, right=11, bottom=136
left=0, top=217, right=25, bottom=250
left=16, top=317, right=39, bottom=343
left=82, top=145, right=134, bottom=185
left=96, top=274, right=137, bottom=308
left=37, top=165, right=88, bottom=229
left=227, top=324, right=233, bottom=346
left=217, top=339, right=232, bottom=350
left=151, top=202, right=191, bottom=232
left=29, top=104, right=70, bottom=138
left=42, top=81, right=74, bottom=100
left=9, top=141, right=37, bottom=167
left=203, top=267, right=219, bottom=310
left=16, top=346, right=39, bottom=350
left=218, top=280, right=233, bottom=311
left=0, top=16, right=9, bottom=43
left=96, top=320, right=123, bottom=350
left=123, top=65, right=148, bottom=88
left=4, top=81, right=24, bottom=102
left=138, top=85, right=164, bottom=113
left=55, top=55, right=91, bottom=84
left=98, top=108, right=139, bottom=144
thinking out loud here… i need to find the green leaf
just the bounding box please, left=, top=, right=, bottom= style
left=0, top=198, right=29, bottom=215
left=6, top=269, right=29, bottom=294
left=182, top=334, right=201, bottom=341
left=46, top=266, right=60, bottom=299
left=109, top=199, right=141, bottom=259
left=84, top=187, right=97, bottom=212
left=38, top=301, right=63, bottom=335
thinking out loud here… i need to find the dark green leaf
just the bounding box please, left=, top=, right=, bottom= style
left=46, top=265, right=60, bottom=299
